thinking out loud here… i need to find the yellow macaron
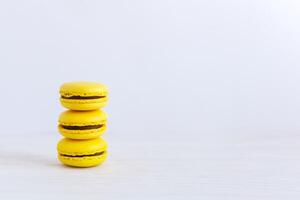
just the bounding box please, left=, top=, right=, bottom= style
left=58, top=110, right=107, bottom=140
left=60, top=81, right=109, bottom=110
left=57, top=138, right=108, bottom=167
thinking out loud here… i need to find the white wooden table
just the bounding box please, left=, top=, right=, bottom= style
left=0, top=132, right=299, bottom=200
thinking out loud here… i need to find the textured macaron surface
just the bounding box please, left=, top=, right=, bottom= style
left=59, top=110, right=107, bottom=126
left=60, top=81, right=108, bottom=97
left=58, top=153, right=107, bottom=168
left=57, top=138, right=107, bottom=156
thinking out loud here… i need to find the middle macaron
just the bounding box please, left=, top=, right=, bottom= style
left=58, top=110, right=107, bottom=140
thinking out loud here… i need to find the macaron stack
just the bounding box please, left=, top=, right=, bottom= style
left=57, top=81, right=109, bottom=167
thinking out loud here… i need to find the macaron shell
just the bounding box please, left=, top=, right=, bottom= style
left=58, top=124, right=107, bottom=139
left=57, top=138, right=107, bottom=155
left=60, top=81, right=108, bottom=97
left=58, top=152, right=107, bottom=168
left=59, top=110, right=107, bottom=126
left=60, top=98, right=108, bottom=110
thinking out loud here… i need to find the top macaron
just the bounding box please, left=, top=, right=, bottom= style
left=60, top=81, right=109, bottom=111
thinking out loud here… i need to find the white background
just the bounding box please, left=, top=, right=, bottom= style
left=0, top=1, right=300, bottom=199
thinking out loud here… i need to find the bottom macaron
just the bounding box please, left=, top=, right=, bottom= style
left=57, top=138, right=108, bottom=168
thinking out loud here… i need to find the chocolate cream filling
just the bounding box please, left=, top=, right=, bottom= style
left=60, top=151, right=106, bottom=158
left=61, top=95, right=106, bottom=100
left=61, top=124, right=104, bottom=130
